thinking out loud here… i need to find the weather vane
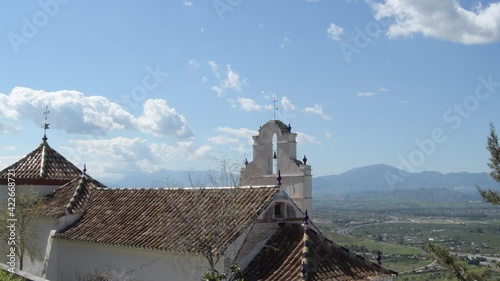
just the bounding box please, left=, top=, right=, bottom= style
left=272, top=96, right=278, bottom=120
left=43, top=105, right=50, bottom=140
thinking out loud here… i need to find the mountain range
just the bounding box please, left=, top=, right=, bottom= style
left=312, top=164, right=499, bottom=196
left=106, top=164, right=499, bottom=197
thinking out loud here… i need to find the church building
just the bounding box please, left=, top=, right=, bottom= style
left=0, top=119, right=396, bottom=281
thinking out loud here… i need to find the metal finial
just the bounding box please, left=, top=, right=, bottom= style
left=303, top=210, right=309, bottom=225
left=43, top=105, right=50, bottom=141
left=83, top=164, right=87, bottom=175
left=272, top=96, right=278, bottom=120
left=276, top=170, right=282, bottom=187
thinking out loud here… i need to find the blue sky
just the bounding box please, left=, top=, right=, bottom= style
left=1, top=0, right=499, bottom=185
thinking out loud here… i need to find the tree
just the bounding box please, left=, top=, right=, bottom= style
left=425, top=244, right=485, bottom=281
left=157, top=157, right=251, bottom=280
left=0, top=188, right=41, bottom=271
left=427, top=123, right=500, bottom=281
left=202, top=264, right=244, bottom=281
left=477, top=123, right=500, bottom=205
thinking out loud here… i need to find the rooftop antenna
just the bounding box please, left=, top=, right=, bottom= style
left=42, top=105, right=50, bottom=141
left=272, top=96, right=278, bottom=120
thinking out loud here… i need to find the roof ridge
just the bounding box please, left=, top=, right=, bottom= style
left=64, top=173, right=107, bottom=215
left=40, top=141, right=47, bottom=178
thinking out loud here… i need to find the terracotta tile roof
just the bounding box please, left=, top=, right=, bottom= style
left=243, top=223, right=397, bottom=281
left=38, top=174, right=107, bottom=218
left=0, top=139, right=82, bottom=185
left=54, top=187, right=278, bottom=254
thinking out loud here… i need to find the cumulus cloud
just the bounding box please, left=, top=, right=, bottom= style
left=209, top=127, right=257, bottom=153
left=0, top=87, right=193, bottom=139
left=208, top=135, right=239, bottom=145
left=281, top=96, right=297, bottom=111
left=237, top=97, right=262, bottom=111
left=217, top=127, right=257, bottom=140
left=327, top=23, right=344, bottom=40
left=304, top=104, right=332, bottom=120
left=209, top=62, right=246, bottom=96
left=297, top=132, right=320, bottom=144
left=63, top=137, right=210, bottom=180
left=183, top=0, right=192, bottom=7
left=370, top=0, right=500, bottom=45
left=0, top=121, right=20, bottom=134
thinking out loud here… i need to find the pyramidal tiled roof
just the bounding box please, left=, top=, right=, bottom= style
left=0, top=138, right=82, bottom=185
left=38, top=173, right=107, bottom=218
left=243, top=223, right=397, bottom=281
left=54, top=187, right=278, bottom=254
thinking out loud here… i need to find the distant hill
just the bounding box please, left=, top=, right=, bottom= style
left=313, top=164, right=499, bottom=195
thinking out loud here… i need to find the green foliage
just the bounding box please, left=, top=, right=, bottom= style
left=202, top=264, right=244, bottom=281
left=487, top=123, right=500, bottom=182
left=478, top=123, right=500, bottom=205
left=0, top=270, right=26, bottom=281
left=425, top=243, right=486, bottom=281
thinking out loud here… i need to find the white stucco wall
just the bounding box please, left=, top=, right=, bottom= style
left=22, top=218, right=59, bottom=277
left=47, top=239, right=220, bottom=281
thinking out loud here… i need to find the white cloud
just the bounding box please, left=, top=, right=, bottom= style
left=0, top=87, right=193, bottom=139
left=0, top=121, right=20, bottom=134
left=200, top=26, right=205, bottom=33
left=327, top=23, right=344, bottom=40
left=216, top=127, right=257, bottom=140
left=223, top=65, right=244, bottom=92
left=1, top=146, right=16, bottom=152
left=201, top=76, right=208, bottom=83
left=136, top=99, right=193, bottom=138
left=357, top=92, right=376, bottom=97
left=297, top=132, right=320, bottom=144
left=64, top=137, right=207, bottom=180
left=208, top=135, right=239, bottom=145
left=188, top=59, right=199, bottom=68
left=357, top=87, right=389, bottom=97
left=237, top=97, right=262, bottom=111
left=209, top=62, right=246, bottom=96
left=304, top=104, right=332, bottom=120
left=188, top=145, right=213, bottom=161
left=183, top=0, right=192, bottom=7
left=401, top=100, right=408, bottom=104
left=208, top=127, right=257, bottom=155
left=370, top=0, right=500, bottom=45
left=281, top=96, right=297, bottom=111
left=208, top=61, right=219, bottom=78
left=279, top=37, right=292, bottom=49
